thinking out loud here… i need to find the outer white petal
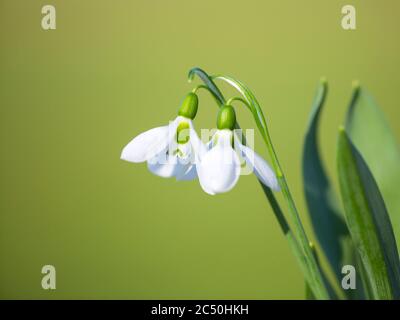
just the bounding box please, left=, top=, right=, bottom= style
left=121, top=117, right=181, bottom=163
left=147, top=158, right=178, bottom=178
left=189, top=128, right=207, bottom=162
left=198, top=131, right=240, bottom=194
left=147, top=153, right=187, bottom=178
left=197, top=167, right=216, bottom=195
left=121, top=126, right=170, bottom=163
left=236, top=140, right=279, bottom=191
left=195, top=131, right=218, bottom=194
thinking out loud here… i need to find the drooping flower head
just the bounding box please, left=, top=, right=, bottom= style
left=121, top=93, right=204, bottom=180
left=197, top=104, right=279, bottom=195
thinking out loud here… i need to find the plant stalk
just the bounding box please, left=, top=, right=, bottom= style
left=188, top=67, right=329, bottom=299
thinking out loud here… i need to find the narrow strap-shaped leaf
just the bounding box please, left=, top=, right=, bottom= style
left=302, top=80, right=351, bottom=286
left=337, top=130, right=400, bottom=299
left=345, top=86, right=400, bottom=248
left=355, top=249, right=372, bottom=299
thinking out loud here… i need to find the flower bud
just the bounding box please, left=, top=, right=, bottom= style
left=217, top=105, right=236, bottom=130
left=178, top=93, right=198, bottom=120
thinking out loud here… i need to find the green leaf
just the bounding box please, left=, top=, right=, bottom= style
left=302, top=80, right=350, bottom=285
left=346, top=86, right=400, bottom=247
left=355, top=249, right=373, bottom=299
left=305, top=282, right=316, bottom=300
left=337, top=129, right=400, bottom=299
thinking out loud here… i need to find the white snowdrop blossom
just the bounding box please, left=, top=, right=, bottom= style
left=197, top=105, right=279, bottom=195
left=121, top=115, right=205, bottom=180
left=197, top=129, right=279, bottom=195
left=121, top=92, right=206, bottom=180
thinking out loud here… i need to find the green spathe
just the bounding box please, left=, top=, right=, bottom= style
left=178, top=92, right=198, bottom=119
left=217, top=105, right=236, bottom=130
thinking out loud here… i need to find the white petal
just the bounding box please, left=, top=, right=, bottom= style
left=172, top=126, right=203, bottom=181
left=189, top=128, right=207, bottom=162
left=198, top=131, right=240, bottom=194
left=236, top=141, right=279, bottom=191
left=176, top=164, right=197, bottom=181
left=121, top=117, right=181, bottom=163
left=121, top=126, right=170, bottom=163
left=147, top=153, right=186, bottom=178
left=176, top=142, right=191, bottom=160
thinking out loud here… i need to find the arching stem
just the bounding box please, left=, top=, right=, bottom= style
left=226, top=96, right=252, bottom=111
left=188, top=67, right=330, bottom=300
left=210, top=73, right=329, bottom=299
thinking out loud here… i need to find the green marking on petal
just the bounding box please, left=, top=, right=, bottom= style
left=177, top=122, right=190, bottom=144
left=212, top=135, right=218, bottom=146
left=173, top=148, right=184, bottom=157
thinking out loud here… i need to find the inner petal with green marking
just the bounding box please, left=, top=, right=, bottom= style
left=176, top=121, right=190, bottom=144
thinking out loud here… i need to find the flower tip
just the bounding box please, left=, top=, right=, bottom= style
left=120, top=145, right=141, bottom=163
left=269, top=179, right=280, bottom=192
left=204, top=189, right=216, bottom=196
left=120, top=148, right=130, bottom=162
left=187, top=69, right=196, bottom=83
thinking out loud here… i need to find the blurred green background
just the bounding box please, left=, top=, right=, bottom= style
left=0, top=0, right=399, bottom=299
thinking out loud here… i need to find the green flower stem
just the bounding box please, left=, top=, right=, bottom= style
left=261, top=183, right=318, bottom=297
left=211, top=74, right=329, bottom=299
left=188, top=67, right=329, bottom=299
left=191, top=85, right=222, bottom=106
left=228, top=94, right=329, bottom=300
left=226, top=96, right=252, bottom=111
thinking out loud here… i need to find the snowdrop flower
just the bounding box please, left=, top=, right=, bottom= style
left=121, top=93, right=205, bottom=180
left=197, top=105, right=279, bottom=195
